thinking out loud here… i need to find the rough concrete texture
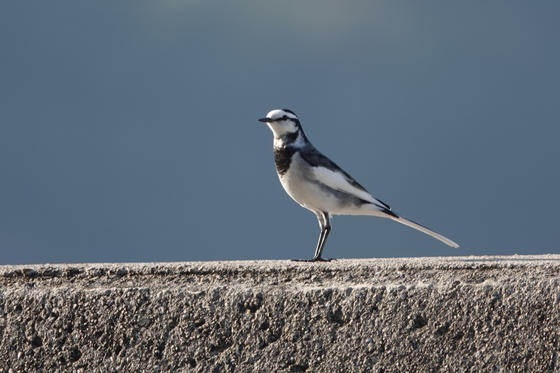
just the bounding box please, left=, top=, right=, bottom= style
left=1, top=255, right=559, bottom=373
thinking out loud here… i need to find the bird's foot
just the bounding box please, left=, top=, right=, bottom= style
left=291, top=257, right=336, bottom=262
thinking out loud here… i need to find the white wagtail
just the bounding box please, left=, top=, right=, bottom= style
left=258, top=109, right=459, bottom=262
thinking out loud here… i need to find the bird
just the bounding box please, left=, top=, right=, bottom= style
left=258, top=109, right=459, bottom=262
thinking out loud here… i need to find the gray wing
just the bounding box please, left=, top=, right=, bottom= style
left=299, top=146, right=391, bottom=210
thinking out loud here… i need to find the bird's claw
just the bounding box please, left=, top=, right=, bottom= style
left=291, top=257, right=336, bottom=262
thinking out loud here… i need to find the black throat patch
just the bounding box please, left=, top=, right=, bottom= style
left=273, top=130, right=304, bottom=176
left=274, top=146, right=297, bottom=176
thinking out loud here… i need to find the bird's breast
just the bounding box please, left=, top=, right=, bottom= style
left=277, top=152, right=337, bottom=213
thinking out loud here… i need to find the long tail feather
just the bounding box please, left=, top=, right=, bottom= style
left=390, top=215, right=459, bottom=248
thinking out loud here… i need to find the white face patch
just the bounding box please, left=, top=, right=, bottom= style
left=267, top=120, right=298, bottom=139
left=262, top=109, right=300, bottom=140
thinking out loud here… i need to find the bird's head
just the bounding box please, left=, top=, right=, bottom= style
left=258, top=109, right=302, bottom=139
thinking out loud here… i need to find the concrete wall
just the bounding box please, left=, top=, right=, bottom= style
left=1, top=255, right=559, bottom=372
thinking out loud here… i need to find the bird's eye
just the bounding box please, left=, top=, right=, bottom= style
left=282, top=115, right=288, bottom=120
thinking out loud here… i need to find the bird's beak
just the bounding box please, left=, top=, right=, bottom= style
left=258, top=117, right=271, bottom=123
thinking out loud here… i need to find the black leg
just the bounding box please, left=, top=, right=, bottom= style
left=292, top=211, right=334, bottom=262
left=313, top=219, right=331, bottom=260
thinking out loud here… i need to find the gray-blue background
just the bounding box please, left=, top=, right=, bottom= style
left=1, top=1, right=559, bottom=264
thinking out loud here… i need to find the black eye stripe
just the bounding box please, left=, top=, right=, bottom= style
left=270, top=115, right=295, bottom=121
left=267, top=112, right=298, bottom=122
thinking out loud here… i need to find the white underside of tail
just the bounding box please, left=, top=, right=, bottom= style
left=341, top=204, right=459, bottom=248
left=389, top=215, right=459, bottom=248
